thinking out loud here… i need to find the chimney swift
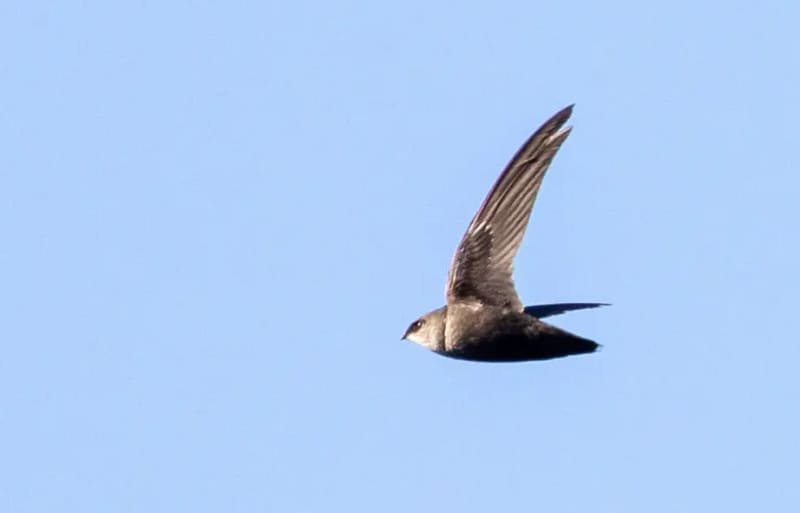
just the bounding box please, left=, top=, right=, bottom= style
left=403, top=105, right=606, bottom=362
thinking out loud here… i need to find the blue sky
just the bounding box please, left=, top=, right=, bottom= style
left=2, top=1, right=799, bottom=511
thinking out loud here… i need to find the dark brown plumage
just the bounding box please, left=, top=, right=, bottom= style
left=403, top=105, right=605, bottom=362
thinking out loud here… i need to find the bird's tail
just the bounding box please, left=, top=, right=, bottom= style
left=533, top=321, right=600, bottom=359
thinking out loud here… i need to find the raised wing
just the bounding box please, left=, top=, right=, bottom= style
left=446, top=105, right=573, bottom=309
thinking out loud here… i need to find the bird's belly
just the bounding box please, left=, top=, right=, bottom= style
left=448, top=329, right=542, bottom=362
left=444, top=306, right=532, bottom=360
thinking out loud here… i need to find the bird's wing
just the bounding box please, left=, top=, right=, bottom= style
left=524, top=302, right=609, bottom=318
left=446, top=105, right=574, bottom=309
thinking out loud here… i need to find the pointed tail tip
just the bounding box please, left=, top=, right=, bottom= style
left=562, top=334, right=601, bottom=357
left=575, top=335, right=601, bottom=356
left=581, top=339, right=601, bottom=355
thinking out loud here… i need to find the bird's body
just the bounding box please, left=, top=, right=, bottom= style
left=403, top=105, right=605, bottom=362
left=408, top=302, right=600, bottom=362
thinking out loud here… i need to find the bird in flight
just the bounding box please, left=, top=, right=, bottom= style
left=402, top=105, right=606, bottom=362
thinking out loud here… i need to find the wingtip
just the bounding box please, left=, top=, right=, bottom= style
left=555, top=104, right=573, bottom=119
left=558, top=103, right=575, bottom=119
left=547, top=104, right=575, bottom=136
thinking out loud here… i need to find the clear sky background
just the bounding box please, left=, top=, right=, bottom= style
left=2, top=1, right=799, bottom=512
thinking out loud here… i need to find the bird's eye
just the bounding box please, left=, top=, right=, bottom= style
left=410, top=319, right=425, bottom=332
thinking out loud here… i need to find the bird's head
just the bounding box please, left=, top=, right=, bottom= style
left=402, top=307, right=447, bottom=351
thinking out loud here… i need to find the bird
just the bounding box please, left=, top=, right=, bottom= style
left=402, top=105, right=606, bottom=362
